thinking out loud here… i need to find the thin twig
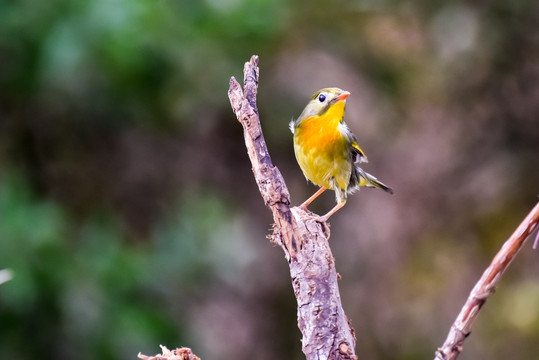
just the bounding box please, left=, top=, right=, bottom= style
left=435, top=201, right=539, bottom=360
left=228, top=55, right=357, bottom=360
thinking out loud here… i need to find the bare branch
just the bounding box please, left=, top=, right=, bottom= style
left=435, top=201, right=539, bottom=360
left=138, top=346, right=201, bottom=360
left=228, top=55, right=357, bottom=360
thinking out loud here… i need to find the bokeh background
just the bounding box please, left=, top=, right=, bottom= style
left=1, top=0, right=538, bottom=359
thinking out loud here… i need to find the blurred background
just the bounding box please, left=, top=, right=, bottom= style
left=0, top=0, right=538, bottom=359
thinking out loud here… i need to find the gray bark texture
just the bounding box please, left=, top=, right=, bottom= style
left=228, top=55, right=357, bottom=360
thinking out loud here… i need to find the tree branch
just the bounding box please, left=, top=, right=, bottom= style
left=138, top=346, right=200, bottom=360
left=435, top=201, right=539, bottom=360
left=228, top=55, right=357, bottom=360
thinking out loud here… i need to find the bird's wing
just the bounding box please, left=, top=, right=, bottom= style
left=338, top=122, right=368, bottom=164
left=351, top=139, right=368, bottom=164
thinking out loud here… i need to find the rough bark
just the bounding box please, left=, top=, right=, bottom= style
left=228, top=55, right=357, bottom=360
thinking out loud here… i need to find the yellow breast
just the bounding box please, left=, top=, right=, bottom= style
left=293, top=101, right=351, bottom=191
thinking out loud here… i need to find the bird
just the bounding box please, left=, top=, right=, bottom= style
left=290, top=87, right=393, bottom=221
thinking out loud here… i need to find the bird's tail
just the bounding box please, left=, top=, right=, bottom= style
left=355, top=167, right=394, bottom=194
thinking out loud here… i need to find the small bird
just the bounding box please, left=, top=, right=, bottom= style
left=290, top=87, right=393, bottom=220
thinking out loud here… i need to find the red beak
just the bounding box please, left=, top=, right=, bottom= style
left=335, top=91, right=350, bottom=101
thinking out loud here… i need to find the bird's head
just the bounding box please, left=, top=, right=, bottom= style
left=295, top=87, right=350, bottom=124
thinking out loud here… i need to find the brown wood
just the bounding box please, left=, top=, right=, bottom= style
left=435, top=201, right=539, bottom=360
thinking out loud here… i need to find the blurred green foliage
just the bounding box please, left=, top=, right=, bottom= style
left=0, top=0, right=538, bottom=359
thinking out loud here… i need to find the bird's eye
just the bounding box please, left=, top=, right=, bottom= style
left=318, top=94, right=326, bottom=102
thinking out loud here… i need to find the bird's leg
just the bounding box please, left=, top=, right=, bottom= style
left=320, top=201, right=346, bottom=222
left=300, top=187, right=327, bottom=210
